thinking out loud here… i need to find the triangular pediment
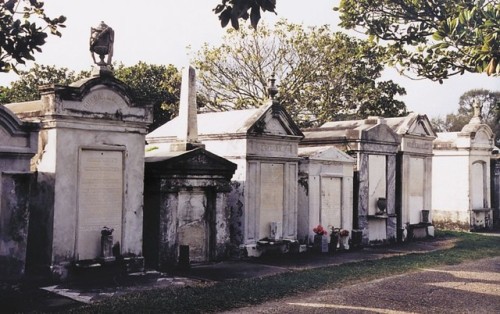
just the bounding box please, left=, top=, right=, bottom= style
left=407, top=116, right=436, bottom=138
left=145, top=148, right=237, bottom=179
left=300, top=146, right=355, bottom=163
left=412, top=122, right=428, bottom=135
left=248, top=103, right=303, bottom=138
left=362, top=123, right=400, bottom=144
left=386, top=113, right=436, bottom=138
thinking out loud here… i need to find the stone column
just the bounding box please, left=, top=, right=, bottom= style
left=386, top=154, right=397, bottom=241
left=357, top=153, right=369, bottom=244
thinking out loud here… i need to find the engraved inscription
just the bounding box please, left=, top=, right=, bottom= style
left=77, top=150, right=123, bottom=260
left=404, top=139, right=433, bottom=152
left=82, top=90, right=124, bottom=110
left=249, top=141, right=294, bottom=157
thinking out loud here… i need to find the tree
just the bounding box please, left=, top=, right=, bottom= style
left=0, top=62, right=182, bottom=131
left=114, top=62, right=181, bottom=131
left=213, top=0, right=276, bottom=29
left=336, top=0, right=500, bottom=81
left=431, top=89, right=500, bottom=144
left=0, top=63, right=88, bottom=103
left=193, top=21, right=407, bottom=127
left=0, top=0, right=66, bottom=73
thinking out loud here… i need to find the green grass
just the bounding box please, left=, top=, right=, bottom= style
left=71, top=231, right=500, bottom=313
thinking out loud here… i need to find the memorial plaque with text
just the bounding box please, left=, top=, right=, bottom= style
left=77, top=150, right=123, bottom=260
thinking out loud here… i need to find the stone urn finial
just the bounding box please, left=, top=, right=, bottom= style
left=90, top=21, right=114, bottom=75
left=267, top=73, right=278, bottom=101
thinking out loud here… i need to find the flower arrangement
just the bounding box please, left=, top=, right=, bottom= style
left=339, top=229, right=350, bottom=237
left=313, top=225, right=327, bottom=236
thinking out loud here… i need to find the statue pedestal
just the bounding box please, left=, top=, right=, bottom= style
left=91, top=65, right=113, bottom=77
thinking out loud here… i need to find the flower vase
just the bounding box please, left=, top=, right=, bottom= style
left=329, top=233, right=339, bottom=254
left=313, top=234, right=322, bottom=253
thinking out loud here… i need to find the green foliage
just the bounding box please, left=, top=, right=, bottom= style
left=214, top=0, right=276, bottom=29
left=0, top=0, right=66, bottom=73
left=431, top=89, right=500, bottom=145
left=71, top=231, right=500, bottom=313
left=0, top=63, right=88, bottom=103
left=336, top=0, right=500, bottom=80
left=193, top=21, right=407, bottom=127
left=114, top=62, right=181, bottom=131
left=0, top=62, right=182, bottom=131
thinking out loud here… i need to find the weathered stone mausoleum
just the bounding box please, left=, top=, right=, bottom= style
left=143, top=66, right=237, bottom=269
left=147, top=94, right=303, bottom=257
left=5, top=73, right=152, bottom=279
left=301, top=117, right=400, bottom=245
left=386, top=113, right=436, bottom=240
left=432, top=106, right=495, bottom=230
left=297, top=146, right=355, bottom=245
left=0, top=106, right=39, bottom=280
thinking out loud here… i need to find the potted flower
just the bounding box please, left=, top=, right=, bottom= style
left=339, top=229, right=350, bottom=250
left=312, top=225, right=328, bottom=253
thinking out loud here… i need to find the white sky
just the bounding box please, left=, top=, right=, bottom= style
left=1, top=0, right=498, bottom=118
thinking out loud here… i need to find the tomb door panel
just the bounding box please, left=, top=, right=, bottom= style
left=77, top=150, right=124, bottom=260
left=259, top=163, right=284, bottom=239
left=471, top=162, right=486, bottom=209
left=178, top=190, right=209, bottom=263
left=409, top=157, right=424, bottom=224
left=368, top=155, right=387, bottom=215
left=320, top=177, right=342, bottom=229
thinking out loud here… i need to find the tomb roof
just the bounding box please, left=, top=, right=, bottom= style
left=147, top=102, right=303, bottom=143
left=298, top=146, right=355, bottom=163
left=384, top=113, right=437, bottom=138
left=302, top=116, right=400, bottom=146
left=145, top=147, right=237, bottom=180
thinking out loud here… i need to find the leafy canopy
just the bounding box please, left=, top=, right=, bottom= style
left=0, top=63, right=88, bottom=103
left=193, top=21, right=407, bottom=127
left=0, top=0, right=66, bottom=73
left=336, top=0, right=500, bottom=81
left=431, top=88, right=500, bottom=145
left=114, top=62, right=181, bottom=131
left=214, top=0, right=276, bottom=29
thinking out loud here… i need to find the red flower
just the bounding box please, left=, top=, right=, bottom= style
left=313, top=225, right=327, bottom=236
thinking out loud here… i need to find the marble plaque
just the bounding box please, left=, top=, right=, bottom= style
left=248, top=140, right=295, bottom=158
left=402, top=138, right=433, bottom=154
left=259, top=163, right=284, bottom=239
left=77, top=150, right=123, bottom=260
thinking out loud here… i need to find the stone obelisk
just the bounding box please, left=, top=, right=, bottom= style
left=171, top=65, right=204, bottom=151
